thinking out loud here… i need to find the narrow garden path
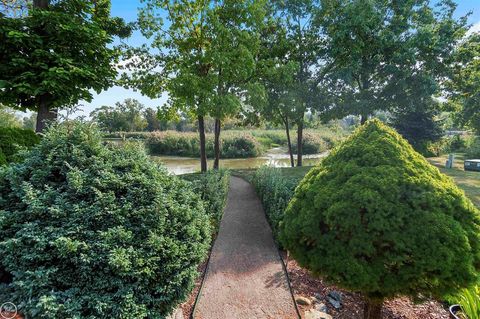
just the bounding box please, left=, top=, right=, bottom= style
left=194, top=176, right=299, bottom=319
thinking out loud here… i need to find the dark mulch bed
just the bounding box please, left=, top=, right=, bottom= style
left=181, top=260, right=208, bottom=319
left=284, top=254, right=450, bottom=319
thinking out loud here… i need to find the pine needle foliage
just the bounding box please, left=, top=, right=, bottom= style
left=280, top=119, right=480, bottom=301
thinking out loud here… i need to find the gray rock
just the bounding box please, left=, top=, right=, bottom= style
left=305, top=309, right=333, bottom=319
left=314, top=302, right=328, bottom=313
left=327, top=290, right=342, bottom=309
left=296, top=296, right=312, bottom=306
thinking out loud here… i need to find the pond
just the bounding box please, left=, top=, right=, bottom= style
left=105, top=138, right=326, bottom=174
left=151, top=147, right=327, bottom=175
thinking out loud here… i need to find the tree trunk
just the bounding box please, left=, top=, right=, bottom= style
left=296, top=120, right=304, bottom=167
left=284, top=117, right=294, bottom=167
left=360, top=114, right=368, bottom=125
left=213, top=118, right=221, bottom=170
left=33, top=1, right=54, bottom=133
left=198, top=115, right=207, bottom=172
left=35, top=96, right=57, bottom=133
left=363, top=298, right=383, bottom=319
left=33, top=0, right=49, bottom=8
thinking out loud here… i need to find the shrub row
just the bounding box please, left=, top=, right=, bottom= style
left=103, top=131, right=150, bottom=139
left=250, top=166, right=298, bottom=243
left=146, top=131, right=262, bottom=158
left=0, top=123, right=211, bottom=318
left=182, top=169, right=230, bottom=231
left=251, top=129, right=345, bottom=154
left=0, top=127, right=40, bottom=165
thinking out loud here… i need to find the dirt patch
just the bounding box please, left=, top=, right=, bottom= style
left=285, top=256, right=449, bottom=319
left=180, top=260, right=208, bottom=319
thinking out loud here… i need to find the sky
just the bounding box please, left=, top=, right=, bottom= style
left=67, top=0, right=480, bottom=119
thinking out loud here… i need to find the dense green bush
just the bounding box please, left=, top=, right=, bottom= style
left=182, top=170, right=230, bottom=230
left=146, top=131, right=261, bottom=158
left=251, top=166, right=298, bottom=243
left=0, top=123, right=211, bottom=318
left=466, top=137, right=480, bottom=159
left=103, top=131, right=150, bottom=139
left=222, top=134, right=262, bottom=158
left=280, top=120, right=480, bottom=317
left=251, top=130, right=288, bottom=147
left=292, top=132, right=329, bottom=154
left=0, top=127, right=40, bottom=164
left=0, top=149, right=6, bottom=166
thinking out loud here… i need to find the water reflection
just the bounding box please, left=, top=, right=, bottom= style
left=151, top=147, right=328, bottom=175
left=105, top=139, right=327, bottom=175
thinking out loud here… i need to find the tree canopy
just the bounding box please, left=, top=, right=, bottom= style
left=0, top=0, right=131, bottom=131
left=317, top=0, right=468, bottom=124
left=90, top=98, right=147, bottom=132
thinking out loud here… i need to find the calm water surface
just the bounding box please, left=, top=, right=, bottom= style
left=151, top=147, right=327, bottom=174
left=105, top=139, right=326, bottom=175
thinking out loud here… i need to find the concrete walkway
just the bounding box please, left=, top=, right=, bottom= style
left=194, top=176, right=298, bottom=319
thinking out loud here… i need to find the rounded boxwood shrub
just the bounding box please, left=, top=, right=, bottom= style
left=0, top=122, right=211, bottom=318
left=280, top=120, right=480, bottom=319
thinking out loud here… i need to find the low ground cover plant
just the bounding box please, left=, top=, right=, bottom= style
left=0, top=122, right=211, bottom=318
left=0, top=127, right=40, bottom=165
left=457, top=285, right=480, bottom=319
left=280, top=120, right=480, bottom=319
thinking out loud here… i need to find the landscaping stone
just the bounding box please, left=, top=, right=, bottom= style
left=296, top=296, right=312, bottom=306
left=314, top=302, right=328, bottom=313
left=327, top=290, right=342, bottom=309
left=304, top=309, right=332, bottom=319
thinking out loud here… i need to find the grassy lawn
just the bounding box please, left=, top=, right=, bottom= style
left=234, top=153, right=480, bottom=207
left=427, top=153, right=480, bottom=207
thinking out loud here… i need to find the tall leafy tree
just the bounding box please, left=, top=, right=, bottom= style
left=447, top=33, right=480, bottom=133
left=0, top=0, right=130, bottom=132
left=130, top=0, right=266, bottom=171
left=144, top=107, right=161, bottom=132
left=261, top=0, right=332, bottom=166
left=129, top=0, right=214, bottom=172
left=317, top=0, right=468, bottom=126
left=206, top=0, right=266, bottom=169
left=390, top=101, right=444, bottom=154
left=255, top=17, right=299, bottom=167
left=0, top=105, right=22, bottom=127
left=90, top=98, right=147, bottom=132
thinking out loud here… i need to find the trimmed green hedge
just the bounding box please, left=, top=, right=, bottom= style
left=182, top=170, right=230, bottom=230
left=251, top=166, right=298, bottom=244
left=0, top=122, right=211, bottom=318
left=0, top=127, right=40, bottom=165
left=146, top=131, right=262, bottom=158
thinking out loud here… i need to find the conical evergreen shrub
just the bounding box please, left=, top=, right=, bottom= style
left=0, top=122, right=211, bottom=318
left=280, top=119, right=480, bottom=319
